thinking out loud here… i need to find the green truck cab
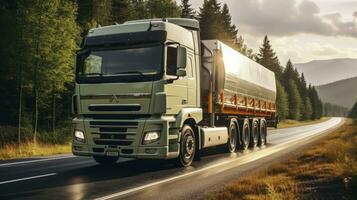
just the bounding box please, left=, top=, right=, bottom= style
left=72, top=18, right=277, bottom=166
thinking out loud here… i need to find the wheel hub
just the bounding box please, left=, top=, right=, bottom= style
left=184, top=135, right=195, bottom=158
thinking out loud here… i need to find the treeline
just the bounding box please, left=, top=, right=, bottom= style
left=256, top=36, right=323, bottom=121
left=324, top=103, right=349, bottom=117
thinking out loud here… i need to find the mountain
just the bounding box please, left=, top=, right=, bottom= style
left=295, top=58, right=357, bottom=85
left=316, top=76, right=357, bottom=108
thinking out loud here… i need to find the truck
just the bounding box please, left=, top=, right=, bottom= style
left=72, top=18, right=277, bottom=167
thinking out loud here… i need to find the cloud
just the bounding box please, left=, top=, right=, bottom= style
left=225, top=0, right=357, bottom=38
left=323, top=13, right=357, bottom=37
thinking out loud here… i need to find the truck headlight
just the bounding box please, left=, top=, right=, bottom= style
left=74, top=130, right=85, bottom=143
left=143, top=131, right=160, bottom=144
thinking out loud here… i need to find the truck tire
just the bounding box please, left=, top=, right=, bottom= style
left=249, top=119, right=259, bottom=148
left=93, top=156, right=118, bottom=165
left=258, top=119, right=267, bottom=146
left=238, top=118, right=250, bottom=150
left=226, top=118, right=238, bottom=153
left=177, top=124, right=196, bottom=167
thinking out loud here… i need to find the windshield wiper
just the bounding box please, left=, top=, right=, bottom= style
left=110, top=71, right=158, bottom=76
left=81, top=72, right=103, bottom=77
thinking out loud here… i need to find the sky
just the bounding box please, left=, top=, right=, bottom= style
left=177, top=0, right=357, bottom=64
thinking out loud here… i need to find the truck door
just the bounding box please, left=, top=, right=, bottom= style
left=187, top=54, right=197, bottom=107
left=165, top=46, right=188, bottom=114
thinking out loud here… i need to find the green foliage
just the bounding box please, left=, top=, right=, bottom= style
left=198, top=0, right=251, bottom=56
left=302, top=96, right=313, bottom=120
left=0, top=125, right=71, bottom=147
left=282, top=60, right=295, bottom=85
left=198, top=0, right=222, bottom=40
left=276, top=80, right=289, bottom=120
left=180, top=0, right=195, bottom=18
left=146, top=0, right=181, bottom=18
left=77, top=0, right=113, bottom=33
left=220, top=4, right=238, bottom=44
left=0, top=3, right=21, bottom=125
left=256, top=36, right=283, bottom=79
left=308, top=85, right=323, bottom=120
left=286, top=80, right=303, bottom=120
left=112, top=0, right=140, bottom=23
left=349, top=101, right=357, bottom=119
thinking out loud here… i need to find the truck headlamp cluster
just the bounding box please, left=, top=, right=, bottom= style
left=74, top=130, right=85, bottom=143
left=143, top=131, right=160, bottom=145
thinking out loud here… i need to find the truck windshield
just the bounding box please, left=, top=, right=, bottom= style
left=76, top=45, right=163, bottom=82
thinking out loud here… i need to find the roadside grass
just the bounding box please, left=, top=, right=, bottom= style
left=0, top=125, right=72, bottom=160
left=211, top=119, right=357, bottom=200
left=0, top=142, right=71, bottom=160
left=278, top=117, right=330, bottom=129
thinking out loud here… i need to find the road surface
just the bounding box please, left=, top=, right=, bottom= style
left=0, top=118, right=343, bottom=200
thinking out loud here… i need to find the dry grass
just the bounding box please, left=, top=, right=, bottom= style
left=278, top=117, right=330, bottom=129
left=211, top=119, right=357, bottom=200
left=0, top=142, right=71, bottom=160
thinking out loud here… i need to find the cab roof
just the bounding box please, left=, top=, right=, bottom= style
left=125, top=18, right=200, bottom=31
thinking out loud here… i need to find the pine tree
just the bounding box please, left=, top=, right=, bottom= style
left=220, top=4, right=238, bottom=44
left=112, top=0, right=140, bottom=23
left=256, top=36, right=283, bottom=79
left=282, top=60, right=295, bottom=86
left=198, top=0, right=222, bottom=40
left=286, top=80, right=303, bottom=120
left=77, top=0, right=113, bottom=33
left=302, top=96, right=313, bottom=120
left=198, top=0, right=252, bottom=55
left=276, top=80, right=289, bottom=120
left=181, top=0, right=195, bottom=18
left=308, top=85, right=322, bottom=120
left=297, top=73, right=312, bottom=120
left=236, top=36, right=254, bottom=58
left=146, top=0, right=181, bottom=18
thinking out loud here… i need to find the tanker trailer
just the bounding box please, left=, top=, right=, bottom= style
left=199, top=40, right=277, bottom=151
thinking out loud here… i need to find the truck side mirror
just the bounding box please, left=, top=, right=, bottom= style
left=177, top=46, right=187, bottom=69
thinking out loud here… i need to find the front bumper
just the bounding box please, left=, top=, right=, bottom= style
left=72, top=116, right=179, bottom=159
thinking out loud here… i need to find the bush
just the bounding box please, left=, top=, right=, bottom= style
left=0, top=124, right=72, bottom=148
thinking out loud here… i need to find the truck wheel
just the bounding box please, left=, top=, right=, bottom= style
left=249, top=119, right=259, bottom=148
left=238, top=118, right=250, bottom=150
left=177, top=125, right=196, bottom=167
left=226, top=119, right=238, bottom=153
left=258, top=119, right=267, bottom=146
left=93, top=156, right=118, bottom=165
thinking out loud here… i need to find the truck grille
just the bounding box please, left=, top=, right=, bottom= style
left=89, top=121, right=138, bottom=146
left=88, top=105, right=141, bottom=112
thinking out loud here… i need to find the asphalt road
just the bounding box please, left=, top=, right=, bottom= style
left=0, top=118, right=343, bottom=200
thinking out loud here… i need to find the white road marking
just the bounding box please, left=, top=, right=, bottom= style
left=0, top=173, right=57, bottom=185
left=0, top=155, right=75, bottom=167
left=95, top=118, right=342, bottom=200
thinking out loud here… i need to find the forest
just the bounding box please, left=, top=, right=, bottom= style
left=0, top=0, right=347, bottom=147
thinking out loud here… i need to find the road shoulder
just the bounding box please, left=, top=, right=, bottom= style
left=208, top=119, right=356, bottom=200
